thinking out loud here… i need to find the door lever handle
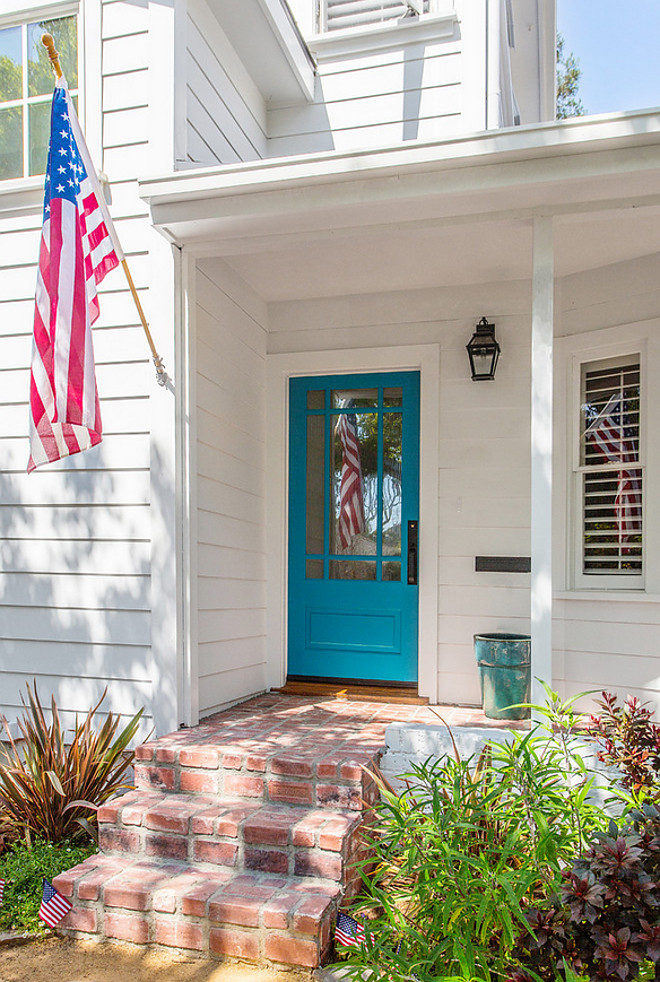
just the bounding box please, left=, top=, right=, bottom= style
left=407, top=520, right=418, bottom=585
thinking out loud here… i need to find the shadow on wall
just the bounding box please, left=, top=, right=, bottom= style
left=0, top=432, right=174, bottom=742
left=403, top=41, right=425, bottom=141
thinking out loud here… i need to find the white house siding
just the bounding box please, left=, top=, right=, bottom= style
left=184, top=0, right=268, bottom=167
left=0, top=0, right=173, bottom=736
left=268, top=278, right=533, bottom=706
left=267, top=27, right=464, bottom=156
left=194, top=259, right=268, bottom=718
left=553, top=254, right=660, bottom=716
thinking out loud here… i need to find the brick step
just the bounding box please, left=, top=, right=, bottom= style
left=133, top=739, right=380, bottom=812
left=53, top=856, right=339, bottom=968
left=97, top=791, right=367, bottom=891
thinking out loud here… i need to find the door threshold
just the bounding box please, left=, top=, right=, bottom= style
left=274, top=679, right=429, bottom=705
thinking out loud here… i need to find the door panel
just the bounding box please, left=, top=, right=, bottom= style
left=287, top=371, right=420, bottom=684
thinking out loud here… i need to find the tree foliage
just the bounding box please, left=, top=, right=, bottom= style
left=557, top=32, right=584, bottom=119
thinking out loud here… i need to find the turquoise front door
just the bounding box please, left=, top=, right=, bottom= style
left=287, top=371, right=420, bottom=685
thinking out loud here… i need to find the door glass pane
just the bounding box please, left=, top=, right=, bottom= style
left=306, top=415, right=325, bottom=555
left=28, top=17, right=78, bottom=95
left=331, top=389, right=377, bottom=410
left=382, top=561, right=401, bottom=581
left=382, top=412, right=402, bottom=555
left=384, top=387, right=403, bottom=407
left=0, top=106, right=23, bottom=179
left=307, top=389, right=325, bottom=410
left=306, top=559, right=323, bottom=579
left=331, top=411, right=376, bottom=554
left=0, top=27, right=22, bottom=102
left=330, top=559, right=377, bottom=580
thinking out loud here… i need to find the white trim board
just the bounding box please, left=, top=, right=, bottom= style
left=266, top=344, right=440, bottom=702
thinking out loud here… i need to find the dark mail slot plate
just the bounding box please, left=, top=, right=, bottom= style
left=475, top=556, right=531, bottom=573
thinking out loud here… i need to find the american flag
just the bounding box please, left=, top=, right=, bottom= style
left=28, top=76, right=123, bottom=473
left=584, top=392, right=642, bottom=547
left=39, top=878, right=72, bottom=928
left=0, top=878, right=4, bottom=904
left=335, top=911, right=368, bottom=948
left=336, top=405, right=365, bottom=550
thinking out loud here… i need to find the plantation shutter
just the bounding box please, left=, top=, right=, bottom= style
left=323, top=0, right=426, bottom=32
left=580, top=360, right=642, bottom=575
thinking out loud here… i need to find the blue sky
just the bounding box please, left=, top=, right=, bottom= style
left=557, top=0, right=660, bottom=115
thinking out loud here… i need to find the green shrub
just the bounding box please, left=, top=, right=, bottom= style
left=336, top=691, right=616, bottom=982
left=0, top=837, right=96, bottom=934
left=0, top=683, right=144, bottom=844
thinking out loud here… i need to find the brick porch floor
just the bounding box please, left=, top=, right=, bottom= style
left=54, top=693, right=527, bottom=969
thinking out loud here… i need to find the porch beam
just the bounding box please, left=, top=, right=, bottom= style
left=530, top=216, right=554, bottom=709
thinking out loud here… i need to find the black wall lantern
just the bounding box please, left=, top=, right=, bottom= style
left=466, top=317, right=501, bottom=381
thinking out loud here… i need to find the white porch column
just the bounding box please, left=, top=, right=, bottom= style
left=530, top=217, right=554, bottom=708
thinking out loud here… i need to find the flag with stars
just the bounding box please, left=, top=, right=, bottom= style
left=39, top=878, right=72, bottom=928
left=28, top=76, right=123, bottom=472
left=335, top=911, right=370, bottom=948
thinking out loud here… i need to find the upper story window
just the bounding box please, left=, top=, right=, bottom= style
left=319, top=0, right=429, bottom=33
left=576, top=356, right=643, bottom=585
left=0, top=13, right=78, bottom=180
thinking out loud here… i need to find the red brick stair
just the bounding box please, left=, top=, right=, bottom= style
left=96, top=791, right=365, bottom=888
left=52, top=693, right=394, bottom=968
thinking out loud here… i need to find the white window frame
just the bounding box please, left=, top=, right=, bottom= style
left=0, top=2, right=81, bottom=180
left=569, top=343, right=646, bottom=592
left=316, top=0, right=433, bottom=36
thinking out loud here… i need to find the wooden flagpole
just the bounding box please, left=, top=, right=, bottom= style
left=42, top=33, right=171, bottom=387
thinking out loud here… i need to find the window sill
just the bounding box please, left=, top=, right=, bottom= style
left=555, top=591, right=660, bottom=604
left=309, top=11, right=458, bottom=60
left=0, top=176, right=44, bottom=217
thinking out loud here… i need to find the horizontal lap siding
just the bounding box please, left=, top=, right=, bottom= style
left=268, top=279, right=532, bottom=706
left=554, top=255, right=660, bottom=717
left=0, top=0, right=158, bottom=731
left=268, top=43, right=462, bottom=156
left=195, top=261, right=268, bottom=717
left=185, top=1, right=267, bottom=166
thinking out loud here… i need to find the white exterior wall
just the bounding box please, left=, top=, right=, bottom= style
left=0, top=0, right=160, bottom=733
left=268, top=278, right=533, bottom=706
left=268, top=17, right=468, bottom=157
left=193, top=259, right=268, bottom=718
left=266, top=252, right=660, bottom=714
left=183, top=0, right=268, bottom=167
left=0, top=0, right=181, bottom=736
left=553, top=254, right=660, bottom=715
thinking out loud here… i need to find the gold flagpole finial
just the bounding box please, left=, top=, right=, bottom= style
left=42, top=33, right=63, bottom=80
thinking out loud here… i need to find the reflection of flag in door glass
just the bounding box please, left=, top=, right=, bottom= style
left=336, top=404, right=365, bottom=550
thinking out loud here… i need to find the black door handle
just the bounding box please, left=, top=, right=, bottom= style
left=407, top=520, right=418, bottom=585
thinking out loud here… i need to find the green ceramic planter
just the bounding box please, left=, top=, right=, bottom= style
left=474, top=632, right=531, bottom=720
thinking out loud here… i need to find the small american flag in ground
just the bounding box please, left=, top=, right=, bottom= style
left=28, top=75, right=123, bottom=472
left=0, top=878, right=4, bottom=904
left=335, top=911, right=368, bottom=947
left=39, top=878, right=72, bottom=928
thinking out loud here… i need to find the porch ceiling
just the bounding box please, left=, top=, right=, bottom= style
left=218, top=206, right=660, bottom=301
left=140, top=110, right=660, bottom=302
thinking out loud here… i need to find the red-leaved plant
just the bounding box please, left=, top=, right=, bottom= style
left=588, top=692, right=660, bottom=799
left=0, top=683, right=144, bottom=845
left=510, top=804, right=660, bottom=982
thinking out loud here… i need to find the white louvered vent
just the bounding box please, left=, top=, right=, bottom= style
left=580, top=361, right=642, bottom=575
left=322, top=0, right=427, bottom=33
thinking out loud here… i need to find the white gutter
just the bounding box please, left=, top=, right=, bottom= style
left=140, top=109, right=660, bottom=207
